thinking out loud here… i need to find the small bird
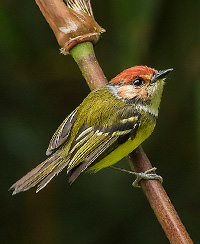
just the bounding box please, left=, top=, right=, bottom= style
left=10, top=65, right=173, bottom=194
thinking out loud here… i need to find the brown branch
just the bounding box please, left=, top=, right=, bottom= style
left=34, top=1, right=193, bottom=243
left=128, top=146, right=193, bottom=244
left=69, top=42, right=107, bottom=90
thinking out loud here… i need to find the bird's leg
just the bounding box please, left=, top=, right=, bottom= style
left=110, top=166, right=163, bottom=188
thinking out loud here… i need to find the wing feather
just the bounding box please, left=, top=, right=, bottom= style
left=67, top=113, right=141, bottom=182
left=68, top=136, right=118, bottom=183
left=67, top=130, right=112, bottom=170
left=46, top=108, right=78, bottom=156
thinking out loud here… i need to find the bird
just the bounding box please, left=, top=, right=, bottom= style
left=10, top=65, right=173, bottom=194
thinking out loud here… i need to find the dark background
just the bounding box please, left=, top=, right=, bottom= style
left=1, top=0, right=200, bottom=243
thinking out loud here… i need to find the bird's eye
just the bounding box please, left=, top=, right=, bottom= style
left=133, top=78, right=144, bottom=87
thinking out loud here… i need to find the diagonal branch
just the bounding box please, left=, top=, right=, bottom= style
left=34, top=1, right=193, bottom=243
left=128, top=146, right=193, bottom=244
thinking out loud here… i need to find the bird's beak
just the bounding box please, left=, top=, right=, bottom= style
left=151, top=68, right=173, bottom=84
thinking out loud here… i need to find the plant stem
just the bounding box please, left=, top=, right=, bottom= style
left=70, top=42, right=107, bottom=90
left=70, top=41, right=193, bottom=244
left=33, top=1, right=193, bottom=242
left=129, top=146, right=193, bottom=244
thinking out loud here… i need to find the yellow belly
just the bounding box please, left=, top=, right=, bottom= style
left=88, top=123, right=155, bottom=172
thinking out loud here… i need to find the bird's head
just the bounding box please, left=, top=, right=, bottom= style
left=108, top=65, right=173, bottom=116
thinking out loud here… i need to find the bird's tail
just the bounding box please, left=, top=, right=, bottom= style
left=10, top=150, right=70, bottom=195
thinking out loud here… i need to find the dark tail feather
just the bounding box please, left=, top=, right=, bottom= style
left=10, top=151, right=70, bottom=195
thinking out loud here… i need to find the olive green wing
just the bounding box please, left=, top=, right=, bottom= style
left=46, top=108, right=78, bottom=156
left=67, top=112, right=141, bottom=183
left=68, top=132, right=118, bottom=183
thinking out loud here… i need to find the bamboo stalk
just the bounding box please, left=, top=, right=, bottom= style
left=70, top=42, right=107, bottom=90
left=129, top=146, right=193, bottom=244
left=34, top=1, right=194, bottom=243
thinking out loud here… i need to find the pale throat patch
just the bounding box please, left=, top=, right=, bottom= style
left=135, top=103, right=159, bottom=117
left=138, top=81, right=164, bottom=117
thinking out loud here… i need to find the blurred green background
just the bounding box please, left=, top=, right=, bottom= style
left=1, top=0, right=200, bottom=243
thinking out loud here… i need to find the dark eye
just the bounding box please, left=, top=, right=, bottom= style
left=133, top=78, right=144, bottom=87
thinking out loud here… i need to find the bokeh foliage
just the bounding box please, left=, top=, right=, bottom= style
left=1, top=0, right=200, bottom=243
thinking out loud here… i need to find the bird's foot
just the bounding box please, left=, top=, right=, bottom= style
left=132, top=167, right=163, bottom=188
left=110, top=166, right=163, bottom=188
